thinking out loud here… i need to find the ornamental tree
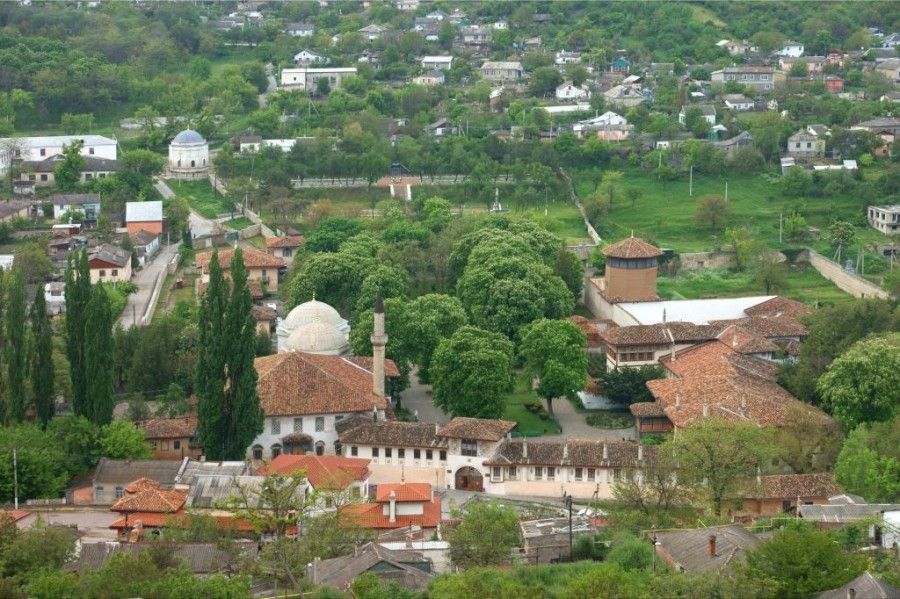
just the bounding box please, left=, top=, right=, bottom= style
left=430, top=326, right=513, bottom=419
left=817, top=333, right=900, bottom=430
left=519, top=318, right=587, bottom=416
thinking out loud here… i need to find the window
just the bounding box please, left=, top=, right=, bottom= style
left=315, top=417, right=325, bottom=432
left=252, top=445, right=263, bottom=459
left=271, top=419, right=281, bottom=434
left=115, top=486, right=124, bottom=499
left=425, top=450, right=433, bottom=460
left=372, top=447, right=380, bottom=457
left=547, top=467, right=556, bottom=481
left=271, top=444, right=282, bottom=458
left=587, top=468, right=595, bottom=482
left=99, top=270, right=106, bottom=277
left=283, top=248, right=292, bottom=257
left=413, top=449, right=421, bottom=459
left=315, top=442, right=324, bottom=456
left=398, top=448, right=405, bottom=459
left=335, top=415, right=344, bottom=421
left=534, top=467, right=543, bottom=480
left=95, top=487, right=104, bottom=501
left=461, top=439, right=478, bottom=457
left=28, top=174, right=35, bottom=181
left=293, top=418, right=303, bottom=432
left=351, top=487, right=361, bottom=499
left=508, top=466, right=517, bottom=480
left=439, top=450, right=446, bottom=461
left=111, top=270, right=118, bottom=277
left=190, top=160, right=195, bottom=167
left=806, top=142, right=812, bottom=149
left=89, top=147, right=94, bottom=155
left=40, top=148, right=46, bottom=156
left=385, top=447, right=392, bottom=458
left=173, top=440, right=181, bottom=450
left=574, top=467, right=583, bottom=481
left=492, top=467, right=502, bottom=480
left=40, top=174, right=48, bottom=181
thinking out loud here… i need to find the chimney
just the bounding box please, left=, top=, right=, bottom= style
left=522, top=439, right=528, bottom=459
left=662, top=308, right=666, bottom=323
left=370, top=291, right=387, bottom=397
left=848, top=588, right=856, bottom=599
left=562, top=442, right=569, bottom=461
left=638, top=444, right=644, bottom=461
left=372, top=405, right=378, bottom=422
left=602, top=443, right=609, bottom=464
left=702, top=401, right=709, bottom=418
left=389, top=489, right=397, bottom=523
left=732, top=327, right=738, bottom=349
left=708, top=534, right=716, bottom=557
left=675, top=391, right=681, bottom=410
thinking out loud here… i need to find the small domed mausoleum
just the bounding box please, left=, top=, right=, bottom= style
left=167, top=129, right=210, bottom=180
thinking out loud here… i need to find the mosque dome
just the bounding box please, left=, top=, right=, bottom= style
left=282, top=299, right=349, bottom=333
left=171, top=129, right=206, bottom=145
left=282, top=319, right=349, bottom=355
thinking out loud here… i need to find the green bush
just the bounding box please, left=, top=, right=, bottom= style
left=585, top=411, right=633, bottom=429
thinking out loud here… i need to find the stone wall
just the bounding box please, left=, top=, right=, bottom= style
left=803, top=249, right=890, bottom=299
left=677, top=251, right=735, bottom=271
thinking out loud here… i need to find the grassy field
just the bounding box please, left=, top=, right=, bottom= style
left=166, top=179, right=232, bottom=218
left=658, top=264, right=853, bottom=305
left=573, top=167, right=891, bottom=254
left=503, top=374, right=560, bottom=437
left=154, top=270, right=198, bottom=318
left=224, top=216, right=254, bottom=230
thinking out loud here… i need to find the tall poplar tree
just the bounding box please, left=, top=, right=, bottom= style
left=84, top=287, right=115, bottom=425
left=65, top=250, right=91, bottom=416
left=196, top=250, right=228, bottom=459
left=0, top=268, right=6, bottom=424
left=221, top=248, right=263, bottom=459
left=6, top=267, right=26, bottom=422
left=31, top=285, right=55, bottom=426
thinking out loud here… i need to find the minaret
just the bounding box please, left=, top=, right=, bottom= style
left=371, top=291, right=387, bottom=397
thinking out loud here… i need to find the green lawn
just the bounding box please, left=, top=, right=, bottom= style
left=573, top=167, right=892, bottom=254
left=166, top=179, right=233, bottom=219
left=658, top=264, right=853, bottom=305
left=503, top=374, right=560, bottom=437
left=224, top=216, right=254, bottom=230
left=154, top=271, right=198, bottom=318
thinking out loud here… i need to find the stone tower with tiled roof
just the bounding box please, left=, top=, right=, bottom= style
left=601, top=235, right=662, bottom=302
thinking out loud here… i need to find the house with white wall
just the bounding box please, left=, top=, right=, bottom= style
left=0, top=134, right=117, bottom=174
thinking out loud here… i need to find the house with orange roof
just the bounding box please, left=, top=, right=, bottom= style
left=738, top=473, right=841, bottom=518
left=0, top=510, right=36, bottom=529
left=109, top=479, right=188, bottom=540
left=259, top=454, right=370, bottom=502
left=265, top=235, right=304, bottom=261
left=138, top=413, right=201, bottom=460
left=342, top=483, right=442, bottom=533
left=195, top=246, right=284, bottom=293
left=630, top=340, right=833, bottom=438
left=249, top=351, right=398, bottom=461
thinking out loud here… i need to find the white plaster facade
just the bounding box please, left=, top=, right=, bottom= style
left=250, top=411, right=386, bottom=461
left=167, top=130, right=209, bottom=180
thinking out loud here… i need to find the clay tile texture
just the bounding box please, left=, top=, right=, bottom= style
left=111, top=485, right=187, bottom=514
left=601, top=237, right=663, bottom=259
left=337, top=420, right=447, bottom=449
left=259, top=454, right=370, bottom=490
left=746, top=473, right=841, bottom=499
left=436, top=417, right=517, bottom=441
left=265, top=235, right=305, bottom=249
left=254, top=352, right=389, bottom=417
left=138, top=414, right=198, bottom=440
left=195, top=246, right=284, bottom=272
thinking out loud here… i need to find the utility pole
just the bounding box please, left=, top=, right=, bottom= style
left=689, top=165, right=693, bottom=196
left=724, top=181, right=728, bottom=202
left=13, top=447, right=19, bottom=510
left=779, top=212, right=783, bottom=243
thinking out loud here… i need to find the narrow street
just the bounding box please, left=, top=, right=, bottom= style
left=116, top=242, right=179, bottom=329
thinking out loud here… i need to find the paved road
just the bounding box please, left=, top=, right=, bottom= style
left=258, top=63, right=277, bottom=107
left=117, top=242, right=180, bottom=328
left=400, top=368, right=450, bottom=424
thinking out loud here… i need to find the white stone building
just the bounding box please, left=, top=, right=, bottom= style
left=0, top=134, right=117, bottom=174
left=276, top=298, right=350, bottom=353
left=166, top=129, right=209, bottom=180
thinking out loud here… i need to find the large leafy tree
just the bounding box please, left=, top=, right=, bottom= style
left=599, top=365, right=664, bottom=405
left=403, top=294, right=468, bottom=384
left=447, top=501, right=522, bottom=569
left=519, top=319, right=587, bottom=416
left=834, top=418, right=900, bottom=502
left=30, top=285, right=55, bottom=426
left=99, top=421, right=150, bottom=460
left=84, top=286, right=115, bottom=425
left=6, top=268, right=26, bottom=422
left=739, top=525, right=867, bottom=598
left=53, top=140, right=86, bottom=190
left=430, top=326, right=513, bottom=419
left=670, top=418, right=775, bottom=516
left=65, top=250, right=91, bottom=417
left=817, top=333, right=900, bottom=430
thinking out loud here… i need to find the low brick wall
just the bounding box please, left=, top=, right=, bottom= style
left=803, top=249, right=890, bottom=299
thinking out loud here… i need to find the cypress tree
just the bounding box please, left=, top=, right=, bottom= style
left=0, top=268, right=6, bottom=424
left=221, top=248, right=263, bottom=459
left=84, top=286, right=115, bottom=425
left=30, top=285, right=55, bottom=426
left=65, top=250, right=91, bottom=416
left=6, top=268, right=26, bottom=422
left=196, top=250, right=228, bottom=460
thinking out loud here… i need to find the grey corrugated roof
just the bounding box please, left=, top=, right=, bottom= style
left=125, top=200, right=163, bottom=223
left=817, top=572, right=899, bottom=599
left=655, top=525, right=760, bottom=573
left=185, top=474, right=306, bottom=508
left=175, top=460, right=249, bottom=486
left=51, top=193, right=100, bottom=206
left=799, top=504, right=900, bottom=522
left=308, top=542, right=433, bottom=590
left=68, top=541, right=258, bottom=573
left=92, top=458, right=184, bottom=487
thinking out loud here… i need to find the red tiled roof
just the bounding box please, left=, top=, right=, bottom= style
left=711, top=315, right=808, bottom=339
left=346, top=356, right=401, bottom=378
left=0, top=510, right=31, bottom=523
left=744, top=296, right=810, bottom=320
left=265, top=235, right=305, bottom=249
left=629, top=402, right=666, bottom=417
left=195, top=246, right=284, bottom=272
left=252, top=304, right=278, bottom=322
left=437, top=417, right=516, bottom=441
left=111, top=485, right=187, bottom=514
left=601, top=321, right=719, bottom=347
left=715, top=325, right=779, bottom=355
left=568, top=315, right=604, bottom=348
left=255, top=352, right=389, bottom=417
left=646, top=341, right=832, bottom=429
left=125, top=478, right=163, bottom=494
left=602, top=237, right=663, bottom=259
left=110, top=512, right=177, bottom=529
left=745, top=474, right=841, bottom=500
left=342, top=494, right=442, bottom=530
left=259, top=454, right=370, bottom=490
left=138, top=414, right=197, bottom=440
left=375, top=483, right=432, bottom=503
